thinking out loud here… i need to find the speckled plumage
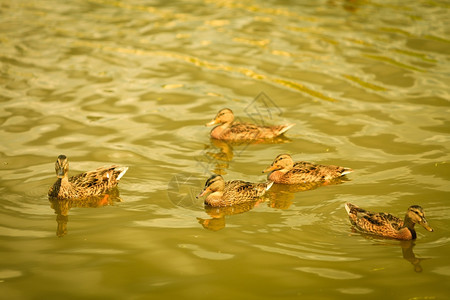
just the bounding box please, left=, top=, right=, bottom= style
left=206, top=108, right=294, bottom=141
left=48, top=155, right=128, bottom=200
left=197, top=174, right=273, bottom=207
left=263, top=154, right=352, bottom=184
left=344, top=203, right=433, bottom=240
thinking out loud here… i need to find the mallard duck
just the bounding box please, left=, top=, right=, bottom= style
left=206, top=108, right=295, bottom=141
left=262, top=154, right=353, bottom=184
left=344, top=203, right=433, bottom=240
left=48, top=155, right=128, bottom=200
left=196, top=174, right=273, bottom=207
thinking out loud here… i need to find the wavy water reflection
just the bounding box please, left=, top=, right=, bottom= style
left=49, top=189, right=122, bottom=237
left=198, top=200, right=260, bottom=231
left=0, top=0, right=449, bottom=299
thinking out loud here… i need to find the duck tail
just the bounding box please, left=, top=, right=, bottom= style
left=115, top=166, right=129, bottom=181
left=254, top=181, right=273, bottom=196
left=265, top=180, right=274, bottom=191
left=344, top=203, right=353, bottom=215
left=341, top=167, right=353, bottom=176
left=277, top=123, right=295, bottom=135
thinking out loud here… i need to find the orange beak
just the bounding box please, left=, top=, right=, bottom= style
left=57, top=166, right=65, bottom=178
left=205, top=118, right=219, bottom=127
left=196, top=187, right=210, bottom=198
left=419, top=218, right=433, bottom=232
left=262, top=165, right=278, bottom=173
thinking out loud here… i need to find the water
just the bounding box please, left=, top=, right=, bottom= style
left=1, top=0, right=449, bottom=299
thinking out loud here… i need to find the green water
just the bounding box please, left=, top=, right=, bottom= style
left=1, top=0, right=449, bottom=299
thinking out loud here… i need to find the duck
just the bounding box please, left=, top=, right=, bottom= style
left=206, top=108, right=295, bottom=141
left=344, top=203, right=433, bottom=240
left=196, top=174, right=273, bottom=207
left=262, top=154, right=352, bottom=184
left=48, top=155, right=128, bottom=200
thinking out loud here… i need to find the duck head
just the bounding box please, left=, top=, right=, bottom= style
left=206, top=108, right=234, bottom=126
left=196, top=174, right=225, bottom=198
left=263, top=153, right=294, bottom=173
left=406, top=205, right=433, bottom=232
left=55, top=155, right=69, bottom=179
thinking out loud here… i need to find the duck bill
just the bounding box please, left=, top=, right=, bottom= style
left=57, top=167, right=65, bottom=178
left=196, top=188, right=209, bottom=198
left=262, top=165, right=277, bottom=173
left=419, top=219, right=433, bottom=232
left=205, top=119, right=219, bottom=127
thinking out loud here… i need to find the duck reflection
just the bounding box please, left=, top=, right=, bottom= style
left=49, top=189, right=122, bottom=237
left=349, top=230, right=429, bottom=273
left=203, top=137, right=292, bottom=174
left=266, top=177, right=350, bottom=209
left=400, top=240, right=428, bottom=273
left=197, top=200, right=261, bottom=231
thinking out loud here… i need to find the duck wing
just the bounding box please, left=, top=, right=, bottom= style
left=228, top=122, right=292, bottom=140
left=70, top=165, right=128, bottom=191
left=228, top=123, right=265, bottom=140
left=345, top=203, right=404, bottom=236
left=223, top=180, right=269, bottom=203
left=288, top=161, right=352, bottom=182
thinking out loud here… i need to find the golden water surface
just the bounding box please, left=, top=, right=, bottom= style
left=0, top=0, right=449, bottom=299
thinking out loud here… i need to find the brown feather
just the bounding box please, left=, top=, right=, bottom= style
left=197, top=174, right=273, bottom=207
left=48, top=155, right=128, bottom=200
left=345, top=203, right=433, bottom=240
left=207, top=108, right=294, bottom=141
left=263, top=154, right=352, bottom=184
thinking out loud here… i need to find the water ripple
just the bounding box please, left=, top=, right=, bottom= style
left=253, top=244, right=359, bottom=262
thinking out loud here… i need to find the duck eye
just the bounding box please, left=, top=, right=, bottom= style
left=411, top=210, right=423, bottom=219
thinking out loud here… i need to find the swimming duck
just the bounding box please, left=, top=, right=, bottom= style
left=206, top=108, right=295, bottom=141
left=262, top=154, right=352, bottom=184
left=196, top=174, right=273, bottom=207
left=48, top=155, right=128, bottom=200
left=344, top=203, right=433, bottom=240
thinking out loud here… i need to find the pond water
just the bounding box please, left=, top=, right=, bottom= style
left=1, top=0, right=449, bottom=299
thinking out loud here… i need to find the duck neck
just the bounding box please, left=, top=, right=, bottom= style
left=218, top=122, right=231, bottom=129
left=50, top=177, right=67, bottom=198
left=277, top=166, right=290, bottom=174
left=403, top=216, right=417, bottom=240
left=51, top=178, right=63, bottom=197
left=268, top=170, right=286, bottom=182
left=205, top=191, right=224, bottom=206
left=211, top=123, right=230, bottom=138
